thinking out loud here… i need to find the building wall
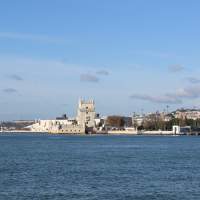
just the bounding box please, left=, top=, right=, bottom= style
left=175, top=110, right=200, bottom=120
left=76, top=99, right=96, bottom=128
left=49, top=124, right=85, bottom=134
left=30, top=119, right=85, bottom=134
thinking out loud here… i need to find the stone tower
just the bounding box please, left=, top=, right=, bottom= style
left=77, top=99, right=96, bottom=128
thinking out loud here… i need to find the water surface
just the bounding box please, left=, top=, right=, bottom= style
left=0, top=134, right=200, bottom=200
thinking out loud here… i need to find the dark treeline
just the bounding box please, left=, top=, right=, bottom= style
left=106, top=115, right=200, bottom=131
left=137, top=116, right=200, bottom=131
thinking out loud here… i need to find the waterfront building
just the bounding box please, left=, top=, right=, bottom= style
left=174, top=109, right=200, bottom=120
left=76, top=99, right=96, bottom=128
left=132, top=114, right=145, bottom=127
left=30, top=119, right=85, bottom=134
left=30, top=99, right=96, bottom=134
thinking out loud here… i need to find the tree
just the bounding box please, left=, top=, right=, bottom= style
left=106, top=116, right=125, bottom=128
left=133, top=119, right=138, bottom=130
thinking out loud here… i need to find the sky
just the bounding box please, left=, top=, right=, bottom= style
left=1, top=0, right=200, bottom=120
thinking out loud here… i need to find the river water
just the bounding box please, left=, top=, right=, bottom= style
left=0, top=134, right=200, bottom=199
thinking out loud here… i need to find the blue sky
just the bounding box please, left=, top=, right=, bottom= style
left=1, top=0, right=200, bottom=120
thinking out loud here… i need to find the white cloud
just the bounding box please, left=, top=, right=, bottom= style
left=130, top=86, right=200, bottom=104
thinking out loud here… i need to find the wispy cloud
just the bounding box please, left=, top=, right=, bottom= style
left=80, top=69, right=109, bottom=82
left=80, top=73, right=99, bottom=82
left=130, top=94, right=181, bottom=104
left=174, top=86, right=200, bottom=99
left=3, top=88, right=18, bottom=94
left=0, top=32, right=68, bottom=44
left=130, top=86, right=200, bottom=104
left=7, top=74, right=23, bottom=81
left=186, top=77, right=200, bottom=84
left=96, top=70, right=109, bottom=76
left=168, top=64, right=184, bottom=73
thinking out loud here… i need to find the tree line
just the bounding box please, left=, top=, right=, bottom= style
left=137, top=115, right=200, bottom=131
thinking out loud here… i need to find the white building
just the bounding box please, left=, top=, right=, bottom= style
left=76, top=99, right=96, bottom=128
left=132, top=115, right=145, bottom=127
left=175, top=109, right=200, bottom=120
left=30, top=99, right=96, bottom=134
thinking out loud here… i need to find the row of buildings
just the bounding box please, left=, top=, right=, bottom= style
left=173, top=109, right=200, bottom=120
left=2, top=99, right=200, bottom=134
left=30, top=99, right=137, bottom=134
left=132, top=109, right=200, bottom=126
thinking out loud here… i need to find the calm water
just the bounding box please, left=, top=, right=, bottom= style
left=0, top=134, right=200, bottom=200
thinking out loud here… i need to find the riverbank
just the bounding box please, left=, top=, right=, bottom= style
left=1, top=130, right=199, bottom=136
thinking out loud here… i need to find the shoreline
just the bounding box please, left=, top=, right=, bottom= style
left=0, top=130, right=198, bottom=136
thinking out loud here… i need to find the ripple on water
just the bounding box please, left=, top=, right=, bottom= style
left=0, top=134, right=200, bottom=200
